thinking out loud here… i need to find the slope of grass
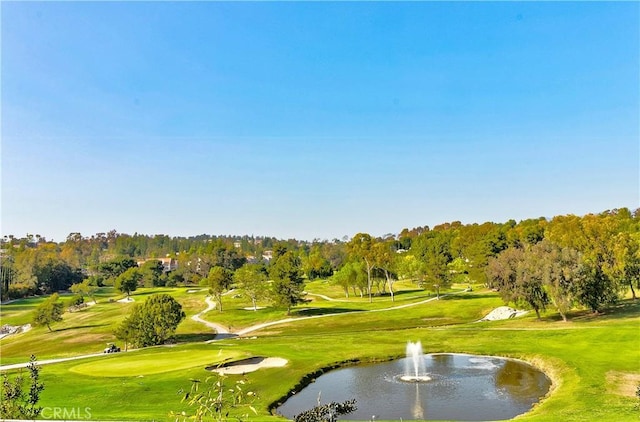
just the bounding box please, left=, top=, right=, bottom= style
left=1, top=286, right=639, bottom=421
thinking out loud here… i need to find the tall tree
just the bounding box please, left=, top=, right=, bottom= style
left=487, top=245, right=551, bottom=319
left=612, top=232, right=640, bottom=300
left=373, top=241, right=399, bottom=301
left=574, top=262, right=619, bottom=313
left=535, top=240, right=581, bottom=322
left=115, top=268, right=141, bottom=298
left=203, top=266, right=233, bottom=312
left=233, top=263, right=268, bottom=311
left=139, top=260, right=165, bottom=287
left=97, top=257, right=137, bottom=282
left=269, top=250, right=305, bottom=315
left=515, top=248, right=550, bottom=319
left=412, top=231, right=453, bottom=299
left=32, top=293, right=64, bottom=331
left=34, top=259, right=83, bottom=293
left=347, top=233, right=376, bottom=302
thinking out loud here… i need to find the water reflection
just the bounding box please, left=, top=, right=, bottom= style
left=495, top=359, right=549, bottom=401
left=278, top=353, right=551, bottom=421
left=412, top=384, right=424, bottom=420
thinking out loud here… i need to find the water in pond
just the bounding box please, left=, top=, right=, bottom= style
left=277, top=353, right=551, bottom=421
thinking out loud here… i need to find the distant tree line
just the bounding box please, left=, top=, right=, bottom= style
left=2, top=208, right=638, bottom=320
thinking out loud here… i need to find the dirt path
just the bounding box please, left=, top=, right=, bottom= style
left=3, top=290, right=468, bottom=369
left=191, top=296, right=234, bottom=339
left=0, top=353, right=109, bottom=372
left=305, top=292, right=350, bottom=302
left=229, top=290, right=468, bottom=337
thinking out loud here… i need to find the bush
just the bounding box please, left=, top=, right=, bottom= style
left=0, top=355, right=44, bottom=419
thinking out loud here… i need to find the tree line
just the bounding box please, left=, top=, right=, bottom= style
left=2, top=208, right=638, bottom=320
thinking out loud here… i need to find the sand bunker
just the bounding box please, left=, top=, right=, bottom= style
left=207, top=357, right=287, bottom=374
left=117, top=297, right=135, bottom=303
left=480, top=306, right=528, bottom=321
left=0, top=324, right=31, bottom=340
left=243, top=306, right=266, bottom=311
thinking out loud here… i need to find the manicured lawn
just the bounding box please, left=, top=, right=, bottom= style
left=0, top=287, right=212, bottom=365
left=1, top=286, right=639, bottom=421
left=68, top=347, right=243, bottom=377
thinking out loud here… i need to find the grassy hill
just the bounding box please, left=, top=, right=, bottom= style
left=1, top=283, right=638, bottom=421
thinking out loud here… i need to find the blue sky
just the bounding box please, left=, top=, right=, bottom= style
left=2, top=2, right=638, bottom=242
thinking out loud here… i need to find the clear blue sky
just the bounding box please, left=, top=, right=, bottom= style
left=2, top=1, right=638, bottom=242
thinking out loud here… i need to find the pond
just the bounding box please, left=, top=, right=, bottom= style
left=277, top=353, right=551, bottom=421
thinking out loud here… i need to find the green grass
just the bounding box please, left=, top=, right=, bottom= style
left=68, top=347, right=243, bottom=377
left=0, top=287, right=212, bottom=365
left=1, top=285, right=639, bottom=421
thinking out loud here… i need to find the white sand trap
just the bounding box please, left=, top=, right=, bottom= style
left=243, top=306, right=266, bottom=311
left=208, top=357, right=287, bottom=374
left=187, top=289, right=206, bottom=293
left=0, top=324, right=31, bottom=340
left=480, top=306, right=528, bottom=321
left=117, top=297, right=135, bottom=303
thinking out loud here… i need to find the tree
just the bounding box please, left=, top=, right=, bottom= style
left=412, top=231, right=453, bottom=299
left=612, top=232, right=640, bottom=300
left=140, top=260, right=166, bottom=287
left=0, top=355, right=44, bottom=419
left=32, top=293, right=64, bottom=331
left=486, top=247, right=550, bottom=319
left=70, top=279, right=99, bottom=303
left=203, top=266, right=233, bottom=312
left=114, top=312, right=136, bottom=351
left=535, top=241, right=581, bottom=322
left=397, top=254, right=428, bottom=287
left=303, top=251, right=333, bottom=280
left=331, top=262, right=357, bottom=298
left=574, top=262, right=619, bottom=313
left=0, top=256, right=16, bottom=301
left=115, top=294, right=185, bottom=348
left=515, top=249, right=550, bottom=319
left=269, top=250, right=305, bottom=315
left=33, top=259, right=83, bottom=293
left=115, top=268, right=141, bottom=297
left=97, top=256, right=137, bottom=281
left=373, top=241, right=399, bottom=301
left=233, top=264, right=268, bottom=311
left=346, top=233, right=376, bottom=302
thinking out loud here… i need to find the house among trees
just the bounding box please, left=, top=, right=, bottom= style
left=136, top=257, right=177, bottom=273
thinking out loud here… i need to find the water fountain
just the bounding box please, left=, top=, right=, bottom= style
left=278, top=351, right=552, bottom=421
left=400, top=341, right=431, bottom=382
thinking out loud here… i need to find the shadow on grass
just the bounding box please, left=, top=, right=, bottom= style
left=535, top=299, right=640, bottom=323
left=440, top=293, right=498, bottom=301
left=295, top=307, right=363, bottom=317
left=174, top=333, right=218, bottom=343
left=54, top=323, right=110, bottom=332
left=570, top=299, right=640, bottom=322
left=387, top=289, right=425, bottom=297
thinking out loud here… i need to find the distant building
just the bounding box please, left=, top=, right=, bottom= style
left=136, top=257, right=178, bottom=273
left=262, top=250, right=273, bottom=262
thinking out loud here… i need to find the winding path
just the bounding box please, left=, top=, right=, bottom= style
left=1, top=289, right=468, bottom=370
left=191, top=296, right=232, bottom=338
left=196, top=289, right=469, bottom=339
